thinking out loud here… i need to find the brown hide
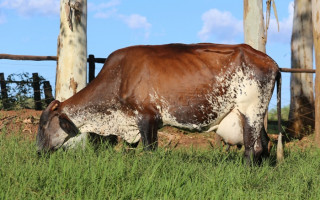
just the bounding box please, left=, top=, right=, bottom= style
left=62, top=43, right=276, bottom=123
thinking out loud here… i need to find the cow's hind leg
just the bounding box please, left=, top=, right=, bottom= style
left=240, top=112, right=265, bottom=165
left=138, top=114, right=161, bottom=151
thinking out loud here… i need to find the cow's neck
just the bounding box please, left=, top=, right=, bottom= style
left=61, top=101, right=141, bottom=144
left=61, top=102, right=114, bottom=135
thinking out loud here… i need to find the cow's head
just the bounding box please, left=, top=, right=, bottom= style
left=36, top=100, right=79, bottom=153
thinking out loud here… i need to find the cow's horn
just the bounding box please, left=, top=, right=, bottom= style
left=49, top=100, right=60, bottom=111
left=276, top=132, right=284, bottom=163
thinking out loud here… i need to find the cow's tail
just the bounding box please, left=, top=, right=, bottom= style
left=276, top=71, right=284, bottom=163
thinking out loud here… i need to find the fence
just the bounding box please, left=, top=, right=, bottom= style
left=0, top=72, right=54, bottom=110
left=0, top=53, right=316, bottom=83
left=0, top=54, right=106, bottom=83
left=0, top=54, right=106, bottom=110
left=0, top=53, right=317, bottom=136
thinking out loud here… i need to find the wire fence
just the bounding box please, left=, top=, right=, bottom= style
left=268, top=91, right=315, bottom=138
left=0, top=54, right=105, bottom=110
left=0, top=53, right=317, bottom=137
left=0, top=72, right=54, bottom=110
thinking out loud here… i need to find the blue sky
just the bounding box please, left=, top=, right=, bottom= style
left=0, top=0, right=306, bottom=108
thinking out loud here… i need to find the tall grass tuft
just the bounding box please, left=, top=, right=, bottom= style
left=1, top=132, right=320, bottom=199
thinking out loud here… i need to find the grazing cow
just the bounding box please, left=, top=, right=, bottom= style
left=37, top=43, right=282, bottom=163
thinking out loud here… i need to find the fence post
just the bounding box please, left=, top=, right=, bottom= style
left=0, top=73, right=9, bottom=109
left=43, top=81, right=54, bottom=106
left=32, top=73, right=42, bottom=110
left=88, top=54, right=96, bottom=83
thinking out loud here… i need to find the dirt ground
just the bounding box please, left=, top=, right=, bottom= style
left=0, top=109, right=315, bottom=150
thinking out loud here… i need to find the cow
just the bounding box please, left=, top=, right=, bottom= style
left=37, top=43, right=282, bottom=163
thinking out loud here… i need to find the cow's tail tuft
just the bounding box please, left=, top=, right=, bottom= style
left=276, top=71, right=284, bottom=163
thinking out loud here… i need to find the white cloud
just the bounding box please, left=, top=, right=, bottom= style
left=1, top=0, right=151, bottom=38
left=119, top=14, right=151, bottom=39
left=198, top=8, right=243, bottom=43
left=0, top=0, right=151, bottom=38
left=91, top=1, right=151, bottom=39
left=0, top=0, right=59, bottom=17
left=198, top=1, right=294, bottom=45
left=266, top=1, right=294, bottom=44
left=120, top=14, right=151, bottom=29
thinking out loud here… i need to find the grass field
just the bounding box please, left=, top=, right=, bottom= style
left=1, top=130, right=320, bottom=200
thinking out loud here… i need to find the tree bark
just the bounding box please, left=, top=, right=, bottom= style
left=312, top=0, right=320, bottom=147
left=243, top=0, right=266, bottom=52
left=56, top=0, right=87, bottom=101
left=288, top=0, right=314, bottom=139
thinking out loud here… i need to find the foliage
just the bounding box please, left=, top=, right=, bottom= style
left=1, top=132, right=320, bottom=200
left=0, top=72, right=45, bottom=110
left=268, top=105, right=290, bottom=121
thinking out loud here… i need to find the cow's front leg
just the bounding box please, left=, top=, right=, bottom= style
left=260, top=126, right=270, bottom=158
left=138, top=114, right=161, bottom=151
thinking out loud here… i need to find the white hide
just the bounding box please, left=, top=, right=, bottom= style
left=63, top=107, right=141, bottom=144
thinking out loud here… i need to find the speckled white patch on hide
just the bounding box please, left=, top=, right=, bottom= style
left=150, top=63, right=276, bottom=151
left=63, top=107, right=141, bottom=144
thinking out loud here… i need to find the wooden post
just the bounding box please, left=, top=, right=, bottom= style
left=43, top=81, right=54, bottom=105
left=56, top=0, right=87, bottom=101
left=0, top=73, right=9, bottom=109
left=88, top=54, right=95, bottom=83
left=312, top=0, right=320, bottom=147
left=32, top=73, right=42, bottom=110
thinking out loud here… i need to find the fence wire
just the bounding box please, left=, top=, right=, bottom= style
left=0, top=75, right=54, bottom=110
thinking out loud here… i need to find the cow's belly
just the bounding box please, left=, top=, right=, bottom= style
left=215, top=109, right=243, bottom=145
left=160, top=107, right=244, bottom=146
left=160, top=108, right=217, bottom=132
left=159, top=103, right=231, bottom=132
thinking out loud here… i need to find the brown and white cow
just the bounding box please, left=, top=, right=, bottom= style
left=37, top=43, right=281, bottom=163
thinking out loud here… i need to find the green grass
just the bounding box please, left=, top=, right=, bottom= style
left=1, top=131, right=320, bottom=200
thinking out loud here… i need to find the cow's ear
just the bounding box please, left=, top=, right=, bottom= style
left=49, top=100, right=60, bottom=112
left=40, top=100, right=61, bottom=124
left=59, top=113, right=79, bottom=137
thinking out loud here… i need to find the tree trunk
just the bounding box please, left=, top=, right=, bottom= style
left=243, top=0, right=268, bottom=130
left=56, top=0, right=87, bottom=101
left=312, top=0, right=320, bottom=147
left=243, top=0, right=266, bottom=52
left=288, top=0, right=314, bottom=139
